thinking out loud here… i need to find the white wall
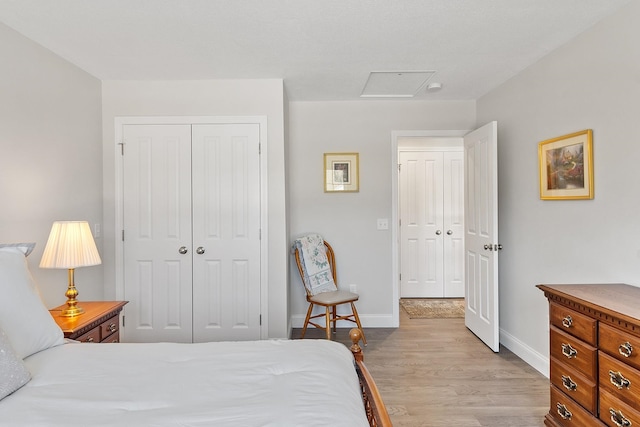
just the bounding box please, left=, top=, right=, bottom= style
left=288, top=100, right=476, bottom=326
left=477, top=0, right=640, bottom=374
left=101, top=79, right=289, bottom=338
left=0, top=23, right=103, bottom=307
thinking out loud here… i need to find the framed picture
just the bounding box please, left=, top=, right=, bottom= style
left=324, top=152, right=359, bottom=192
left=538, top=129, right=593, bottom=200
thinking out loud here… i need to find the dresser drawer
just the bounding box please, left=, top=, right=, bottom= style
left=550, top=357, right=597, bottom=414
left=599, top=323, right=640, bottom=371
left=76, top=326, right=101, bottom=343
left=550, top=303, right=597, bottom=346
left=599, top=388, right=640, bottom=427
left=549, top=385, right=604, bottom=426
left=551, top=326, right=597, bottom=379
left=599, top=351, right=640, bottom=412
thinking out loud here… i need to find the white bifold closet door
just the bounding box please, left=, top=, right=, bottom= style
left=399, top=150, right=464, bottom=298
left=122, top=123, right=261, bottom=343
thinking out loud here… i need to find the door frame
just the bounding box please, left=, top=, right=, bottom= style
left=114, top=116, right=269, bottom=339
left=391, top=130, right=469, bottom=327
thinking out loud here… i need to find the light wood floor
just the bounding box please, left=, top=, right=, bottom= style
left=294, top=305, right=549, bottom=427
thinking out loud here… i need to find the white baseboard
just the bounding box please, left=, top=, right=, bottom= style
left=500, top=328, right=549, bottom=378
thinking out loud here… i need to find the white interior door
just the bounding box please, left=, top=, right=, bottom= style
left=123, top=124, right=194, bottom=343
left=464, top=121, right=500, bottom=352
left=191, top=124, right=261, bottom=342
left=399, top=151, right=444, bottom=297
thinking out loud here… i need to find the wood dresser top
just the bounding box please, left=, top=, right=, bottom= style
left=537, top=283, right=640, bottom=327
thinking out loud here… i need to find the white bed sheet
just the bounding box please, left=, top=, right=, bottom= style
left=0, top=339, right=369, bottom=426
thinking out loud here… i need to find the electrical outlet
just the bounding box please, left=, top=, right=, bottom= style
left=94, top=223, right=101, bottom=238
left=377, top=218, right=389, bottom=230
left=349, top=284, right=358, bottom=294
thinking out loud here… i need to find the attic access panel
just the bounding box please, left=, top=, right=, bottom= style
left=360, top=71, right=435, bottom=98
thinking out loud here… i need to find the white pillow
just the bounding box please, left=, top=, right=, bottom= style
left=0, top=243, right=36, bottom=257
left=0, top=326, right=31, bottom=400
left=0, top=248, right=64, bottom=359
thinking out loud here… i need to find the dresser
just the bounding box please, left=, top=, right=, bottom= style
left=538, top=284, right=640, bottom=427
left=49, top=301, right=128, bottom=343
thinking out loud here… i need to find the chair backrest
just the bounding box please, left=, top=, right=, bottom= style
left=294, top=240, right=337, bottom=297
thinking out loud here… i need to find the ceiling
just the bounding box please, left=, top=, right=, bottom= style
left=0, top=0, right=632, bottom=101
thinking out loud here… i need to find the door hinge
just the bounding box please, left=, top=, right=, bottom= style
left=122, top=230, right=125, bottom=241
left=399, top=273, right=401, bottom=281
left=258, top=143, right=261, bottom=155
left=259, top=228, right=261, bottom=240
left=119, top=142, right=124, bottom=156
left=398, top=164, right=401, bottom=171
left=122, top=316, right=125, bottom=327
left=259, top=314, right=262, bottom=325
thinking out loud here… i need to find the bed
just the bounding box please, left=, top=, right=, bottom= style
left=0, top=244, right=391, bottom=426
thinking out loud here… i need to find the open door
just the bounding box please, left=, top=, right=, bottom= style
left=464, top=121, right=500, bottom=352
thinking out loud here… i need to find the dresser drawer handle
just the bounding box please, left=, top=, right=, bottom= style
left=561, top=375, right=577, bottom=392
left=609, top=408, right=632, bottom=427
left=562, top=315, right=573, bottom=328
left=85, top=337, right=95, bottom=343
left=561, top=343, right=577, bottom=359
left=619, top=342, right=634, bottom=358
left=556, top=403, right=572, bottom=420
left=107, top=323, right=117, bottom=333
left=609, top=370, right=631, bottom=390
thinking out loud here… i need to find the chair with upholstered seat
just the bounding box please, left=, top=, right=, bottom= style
left=293, top=236, right=366, bottom=344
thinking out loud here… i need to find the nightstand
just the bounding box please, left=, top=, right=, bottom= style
left=49, top=301, right=128, bottom=343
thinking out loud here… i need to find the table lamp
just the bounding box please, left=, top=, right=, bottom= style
left=40, top=221, right=102, bottom=317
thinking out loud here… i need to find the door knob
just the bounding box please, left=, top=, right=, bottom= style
left=484, top=244, right=493, bottom=251
left=178, top=246, right=188, bottom=254
left=446, top=230, right=453, bottom=235
left=196, top=247, right=205, bottom=255
left=435, top=230, right=442, bottom=235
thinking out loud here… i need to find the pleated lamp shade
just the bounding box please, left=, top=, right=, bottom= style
left=40, top=221, right=101, bottom=316
left=40, top=221, right=101, bottom=269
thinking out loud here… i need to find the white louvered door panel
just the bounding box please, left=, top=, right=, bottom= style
left=123, top=124, right=193, bottom=343
left=191, top=124, right=261, bottom=342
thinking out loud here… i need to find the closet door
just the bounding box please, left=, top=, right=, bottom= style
left=399, top=150, right=464, bottom=298
left=399, top=151, right=444, bottom=297
left=443, top=151, right=464, bottom=297
left=191, top=124, right=261, bottom=342
left=122, top=124, right=194, bottom=343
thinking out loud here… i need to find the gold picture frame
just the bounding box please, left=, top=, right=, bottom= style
left=324, top=152, right=359, bottom=192
left=539, top=129, right=593, bottom=200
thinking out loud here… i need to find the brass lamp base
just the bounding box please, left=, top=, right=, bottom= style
left=60, top=268, right=84, bottom=317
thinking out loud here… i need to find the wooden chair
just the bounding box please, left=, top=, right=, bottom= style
left=294, top=240, right=367, bottom=344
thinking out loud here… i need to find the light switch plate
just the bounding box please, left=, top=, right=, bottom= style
left=377, top=218, right=389, bottom=230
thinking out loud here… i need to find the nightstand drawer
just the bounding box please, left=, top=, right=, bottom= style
left=100, top=317, right=119, bottom=340
left=76, top=326, right=101, bottom=343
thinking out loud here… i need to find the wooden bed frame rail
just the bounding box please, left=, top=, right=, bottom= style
left=349, top=329, right=393, bottom=427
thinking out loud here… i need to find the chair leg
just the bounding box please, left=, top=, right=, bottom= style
left=301, top=303, right=314, bottom=339
left=332, top=306, right=337, bottom=334
left=351, top=302, right=367, bottom=345
left=325, top=306, right=332, bottom=340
